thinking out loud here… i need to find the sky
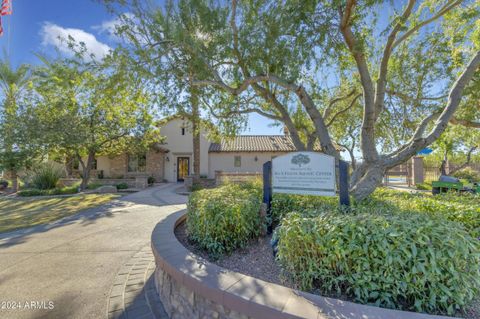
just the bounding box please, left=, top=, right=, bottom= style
left=0, top=0, right=281, bottom=135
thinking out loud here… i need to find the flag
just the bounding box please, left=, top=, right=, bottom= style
left=1, top=0, right=12, bottom=16
left=0, top=0, right=11, bottom=37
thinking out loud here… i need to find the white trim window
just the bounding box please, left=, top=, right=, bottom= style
left=128, top=154, right=147, bottom=172
left=234, top=156, right=241, bottom=167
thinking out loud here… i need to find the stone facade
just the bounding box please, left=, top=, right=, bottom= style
left=110, top=154, right=128, bottom=178
left=101, top=150, right=165, bottom=181
left=215, top=171, right=262, bottom=186
left=154, top=267, right=251, bottom=319
left=146, top=150, right=165, bottom=182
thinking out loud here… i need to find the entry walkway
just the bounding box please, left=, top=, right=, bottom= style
left=0, top=183, right=186, bottom=319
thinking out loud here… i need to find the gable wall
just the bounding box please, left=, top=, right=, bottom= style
left=160, top=118, right=210, bottom=181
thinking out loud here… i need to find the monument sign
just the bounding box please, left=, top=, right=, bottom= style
left=271, top=152, right=336, bottom=196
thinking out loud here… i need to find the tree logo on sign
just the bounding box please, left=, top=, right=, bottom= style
left=291, top=154, right=310, bottom=167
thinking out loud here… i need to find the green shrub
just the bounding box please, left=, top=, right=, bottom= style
left=31, top=164, right=63, bottom=190
left=190, top=183, right=203, bottom=192
left=271, top=193, right=338, bottom=226
left=87, top=182, right=102, bottom=190
left=372, top=188, right=480, bottom=238
left=415, top=182, right=431, bottom=190
left=116, top=183, right=129, bottom=190
left=187, top=182, right=263, bottom=257
left=17, top=189, right=45, bottom=197
left=17, top=186, right=78, bottom=197
left=0, top=179, right=8, bottom=188
left=452, top=167, right=480, bottom=181
left=148, top=176, right=156, bottom=184
left=276, top=212, right=480, bottom=315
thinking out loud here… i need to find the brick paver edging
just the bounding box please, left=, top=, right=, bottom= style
left=151, top=211, right=458, bottom=319
left=106, top=246, right=168, bottom=319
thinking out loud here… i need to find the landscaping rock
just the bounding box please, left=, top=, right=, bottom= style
left=97, top=185, right=117, bottom=194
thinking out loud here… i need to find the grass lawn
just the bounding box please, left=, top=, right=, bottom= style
left=0, top=194, right=120, bottom=233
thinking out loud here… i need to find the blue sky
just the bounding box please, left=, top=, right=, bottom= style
left=0, top=0, right=280, bottom=135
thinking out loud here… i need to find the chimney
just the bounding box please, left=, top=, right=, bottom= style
left=283, top=125, right=290, bottom=136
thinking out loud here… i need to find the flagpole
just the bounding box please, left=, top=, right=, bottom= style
left=7, top=0, right=11, bottom=57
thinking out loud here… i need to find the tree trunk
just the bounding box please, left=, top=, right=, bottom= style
left=449, top=146, right=477, bottom=175
left=79, top=151, right=95, bottom=191
left=65, top=155, right=74, bottom=178
left=190, top=87, right=201, bottom=184
left=350, top=163, right=386, bottom=201
left=10, top=169, right=18, bottom=193
left=439, top=150, right=448, bottom=176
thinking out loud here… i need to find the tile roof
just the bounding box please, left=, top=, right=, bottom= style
left=208, top=135, right=324, bottom=153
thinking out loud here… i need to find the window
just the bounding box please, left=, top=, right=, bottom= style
left=91, top=158, right=97, bottom=170
left=234, top=156, right=241, bottom=167
left=72, top=158, right=80, bottom=170
left=181, top=127, right=185, bottom=135
left=128, top=154, right=146, bottom=172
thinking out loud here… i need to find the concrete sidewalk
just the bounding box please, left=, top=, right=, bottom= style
left=0, top=183, right=186, bottom=319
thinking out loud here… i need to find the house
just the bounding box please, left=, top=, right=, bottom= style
left=82, top=117, right=329, bottom=183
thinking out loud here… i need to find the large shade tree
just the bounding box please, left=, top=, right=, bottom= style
left=0, top=59, right=37, bottom=192
left=105, top=0, right=480, bottom=200
left=33, top=51, right=158, bottom=190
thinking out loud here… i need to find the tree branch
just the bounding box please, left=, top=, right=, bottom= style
left=322, top=88, right=357, bottom=119
left=450, top=117, right=480, bottom=128
left=392, top=0, right=463, bottom=49
left=387, top=89, right=448, bottom=101
left=338, top=1, right=377, bottom=162
left=326, top=93, right=362, bottom=127
left=375, top=0, right=416, bottom=119
left=449, top=146, right=478, bottom=175
left=385, top=50, right=480, bottom=166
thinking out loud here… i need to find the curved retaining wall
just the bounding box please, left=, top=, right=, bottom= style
left=151, top=211, right=456, bottom=319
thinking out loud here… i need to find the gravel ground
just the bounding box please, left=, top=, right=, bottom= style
left=175, top=221, right=479, bottom=319
left=464, top=297, right=480, bottom=319
left=175, top=222, right=285, bottom=286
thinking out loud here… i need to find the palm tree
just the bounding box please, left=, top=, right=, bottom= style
left=0, top=58, right=31, bottom=192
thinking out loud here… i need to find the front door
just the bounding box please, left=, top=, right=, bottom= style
left=177, top=157, right=190, bottom=181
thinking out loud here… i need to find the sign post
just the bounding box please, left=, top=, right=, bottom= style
left=262, top=161, right=272, bottom=212
left=338, top=160, right=350, bottom=207
left=262, top=152, right=350, bottom=225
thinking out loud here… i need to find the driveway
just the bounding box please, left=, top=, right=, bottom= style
left=0, top=183, right=187, bottom=319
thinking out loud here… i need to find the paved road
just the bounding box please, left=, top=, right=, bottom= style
left=0, top=183, right=186, bottom=319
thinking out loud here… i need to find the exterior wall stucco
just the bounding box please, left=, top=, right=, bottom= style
left=160, top=118, right=210, bottom=182
left=208, top=152, right=289, bottom=178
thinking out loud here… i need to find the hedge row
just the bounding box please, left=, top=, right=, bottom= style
left=276, top=211, right=480, bottom=314
left=187, top=182, right=263, bottom=257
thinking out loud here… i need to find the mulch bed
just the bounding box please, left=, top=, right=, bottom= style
left=175, top=221, right=479, bottom=319
left=174, top=221, right=285, bottom=286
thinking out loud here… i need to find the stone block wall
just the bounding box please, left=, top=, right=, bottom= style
left=110, top=154, right=128, bottom=178
left=146, top=150, right=165, bottom=182
left=215, top=171, right=262, bottom=186
left=154, top=267, right=251, bottom=319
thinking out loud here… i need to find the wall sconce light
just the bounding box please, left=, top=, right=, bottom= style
left=166, top=156, right=170, bottom=162
left=254, top=156, right=258, bottom=162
